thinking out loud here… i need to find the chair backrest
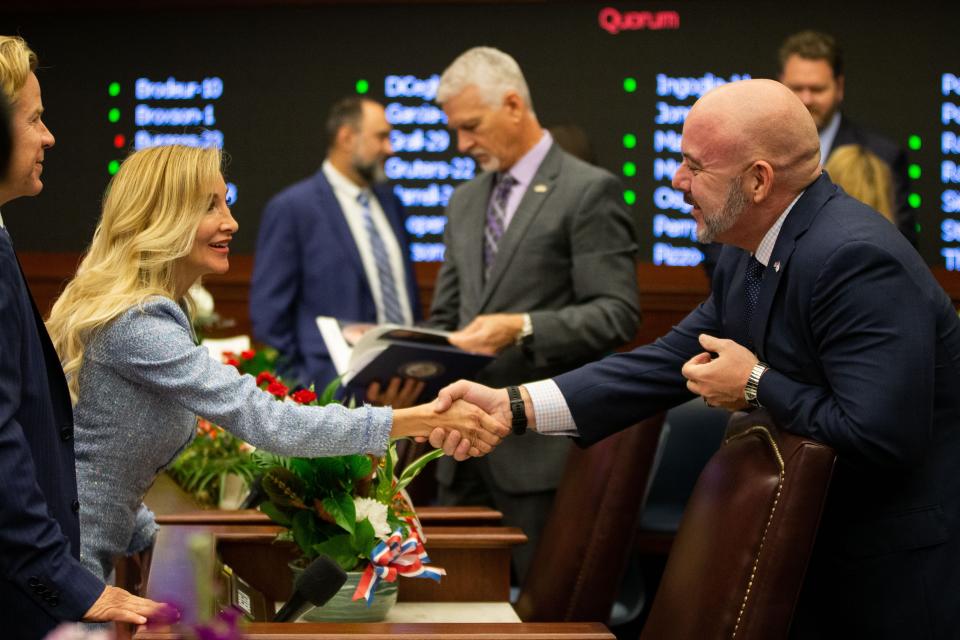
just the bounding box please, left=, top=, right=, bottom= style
left=515, top=412, right=666, bottom=622
left=640, top=409, right=836, bottom=640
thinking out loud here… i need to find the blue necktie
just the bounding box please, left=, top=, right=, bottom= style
left=357, top=191, right=405, bottom=325
left=744, top=256, right=765, bottom=349
left=483, top=173, right=517, bottom=282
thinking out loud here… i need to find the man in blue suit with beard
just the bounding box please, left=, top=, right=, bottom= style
left=433, top=79, right=960, bottom=637
left=251, top=96, right=422, bottom=402
left=0, top=36, right=167, bottom=637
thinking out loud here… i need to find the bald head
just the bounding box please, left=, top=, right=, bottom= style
left=673, top=80, right=823, bottom=251
left=688, top=79, right=821, bottom=191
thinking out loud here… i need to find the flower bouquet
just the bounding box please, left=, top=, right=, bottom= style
left=253, top=434, right=445, bottom=620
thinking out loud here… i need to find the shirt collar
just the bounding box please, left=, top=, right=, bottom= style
left=818, top=111, right=842, bottom=160
left=322, top=159, right=365, bottom=200
left=753, top=191, right=804, bottom=266
left=503, top=130, right=553, bottom=187
left=0, top=209, right=4, bottom=228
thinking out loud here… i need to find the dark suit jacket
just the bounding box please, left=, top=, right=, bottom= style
left=553, top=174, right=960, bottom=637
left=429, top=143, right=641, bottom=493
left=250, top=170, right=421, bottom=388
left=831, top=113, right=915, bottom=246
left=0, top=230, right=103, bottom=638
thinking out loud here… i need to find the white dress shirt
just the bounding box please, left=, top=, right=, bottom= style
left=322, top=160, right=413, bottom=325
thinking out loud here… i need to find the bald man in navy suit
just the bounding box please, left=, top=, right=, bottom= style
left=434, top=79, right=960, bottom=638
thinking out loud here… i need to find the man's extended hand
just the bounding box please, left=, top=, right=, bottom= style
left=367, top=377, right=425, bottom=409
left=424, top=380, right=513, bottom=457
left=448, top=314, right=524, bottom=355
left=681, top=333, right=757, bottom=411
left=82, top=585, right=177, bottom=625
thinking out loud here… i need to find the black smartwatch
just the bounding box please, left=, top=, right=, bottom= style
left=506, top=385, right=527, bottom=435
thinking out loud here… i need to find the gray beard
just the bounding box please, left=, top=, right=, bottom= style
left=697, top=175, right=747, bottom=244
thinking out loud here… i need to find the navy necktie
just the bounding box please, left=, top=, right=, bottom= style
left=483, top=173, right=517, bottom=282
left=357, top=191, right=405, bottom=325
left=744, top=256, right=765, bottom=349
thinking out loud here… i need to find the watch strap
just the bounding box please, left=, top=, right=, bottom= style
left=506, top=385, right=527, bottom=435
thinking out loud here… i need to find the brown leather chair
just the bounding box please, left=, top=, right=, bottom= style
left=640, top=409, right=836, bottom=640
left=515, top=412, right=666, bottom=622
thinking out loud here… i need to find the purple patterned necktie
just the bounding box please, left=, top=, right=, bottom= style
left=483, top=173, right=517, bottom=282
left=743, top=256, right=765, bottom=349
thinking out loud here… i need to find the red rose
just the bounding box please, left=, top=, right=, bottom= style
left=291, top=389, right=317, bottom=405
left=256, top=371, right=276, bottom=386
left=225, top=358, right=240, bottom=367
left=240, top=349, right=256, bottom=360
left=266, top=381, right=289, bottom=398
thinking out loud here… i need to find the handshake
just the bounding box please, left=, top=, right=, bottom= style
left=391, top=380, right=526, bottom=460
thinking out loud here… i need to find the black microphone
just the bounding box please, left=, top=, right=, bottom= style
left=272, top=554, right=348, bottom=622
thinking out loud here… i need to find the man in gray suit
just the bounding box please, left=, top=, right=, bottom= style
left=428, top=47, right=641, bottom=584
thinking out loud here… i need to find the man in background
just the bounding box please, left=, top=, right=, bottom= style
left=428, top=46, right=641, bottom=584
left=251, top=96, right=422, bottom=404
left=779, top=29, right=916, bottom=246
left=0, top=35, right=167, bottom=637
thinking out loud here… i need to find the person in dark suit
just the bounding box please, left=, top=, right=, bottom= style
left=778, top=30, right=915, bottom=246
left=250, top=96, right=422, bottom=401
left=0, top=35, right=168, bottom=638
left=433, top=79, right=960, bottom=637
left=427, top=47, right=641, bottom=584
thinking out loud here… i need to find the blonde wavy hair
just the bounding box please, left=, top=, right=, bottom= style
left=825, top=144, right=895, bottom=223
left=47, top=144, right=223, bottom=401
left=0, top=35, right=37, bottom=102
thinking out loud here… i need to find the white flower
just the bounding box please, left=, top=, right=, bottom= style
left=354, top=496, right=391, bottom=539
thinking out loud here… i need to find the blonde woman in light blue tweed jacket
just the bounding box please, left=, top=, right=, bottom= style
left=46, top=145, right=506, bottom=584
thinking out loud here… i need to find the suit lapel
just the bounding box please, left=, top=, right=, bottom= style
left=479, top=144, right=562, bottom=309
left=752, top=174, right=838, bottom=359
left=313, top=171, right=366, bottom=284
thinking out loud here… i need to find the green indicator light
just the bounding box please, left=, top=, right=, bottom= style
left=108, top=82, right=120, bottom=97
left=908, top=135, right=922, bottom=151
left=355, top=79, right=370, bottom=94
left=108, top=108, right=120, bottom=123
left=915, top=223, right=922, bottom=233
left=623, top=77, right=637, bottom=93
left=623, top=161, right=637, bottom=177
left=623, top=190, right=637, bottom=205
left=908, top=193, right=921, bottom=209
left=107, top=160, right=120, bottom=175
left=908, top=164, right=921, bottom=180
left=623, top=133, right=637, bottom=149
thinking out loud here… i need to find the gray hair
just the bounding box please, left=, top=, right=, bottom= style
left=437, top=47, right=535, bottom=115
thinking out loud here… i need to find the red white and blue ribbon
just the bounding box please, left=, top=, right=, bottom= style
left=352, top=527, right=446, bottom=605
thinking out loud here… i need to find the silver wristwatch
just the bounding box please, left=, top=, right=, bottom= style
left=744, top=362, right=769, bottom=408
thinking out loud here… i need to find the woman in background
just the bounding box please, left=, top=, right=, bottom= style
left=824, top=144, right=896, bottom=223
left=46, top=145, right=505, bottom=583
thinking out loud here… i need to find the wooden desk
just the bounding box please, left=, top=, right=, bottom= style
left=134, top=523, right=612, bottom=639
left=136, top=622, right=615, bottom=639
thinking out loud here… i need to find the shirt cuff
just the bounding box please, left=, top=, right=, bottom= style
left=524, top=379, right=579, bottom=436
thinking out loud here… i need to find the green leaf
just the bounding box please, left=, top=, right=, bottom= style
left=259, top=501, right=293, bottom=527
left=345, top=455, right=372, bottom=481
left=313, top=534, right=361, bottom=572
left=261, top=467, right=307, bottom=508
left=291, top=510, right=322, bottom=557
left=351, top=518, right=377, bottom=559
left=394, top=448, right=444, bottom=495
left=322, top=494, right=356, bottom=534
left=319, top=377, right=342, bottom=406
